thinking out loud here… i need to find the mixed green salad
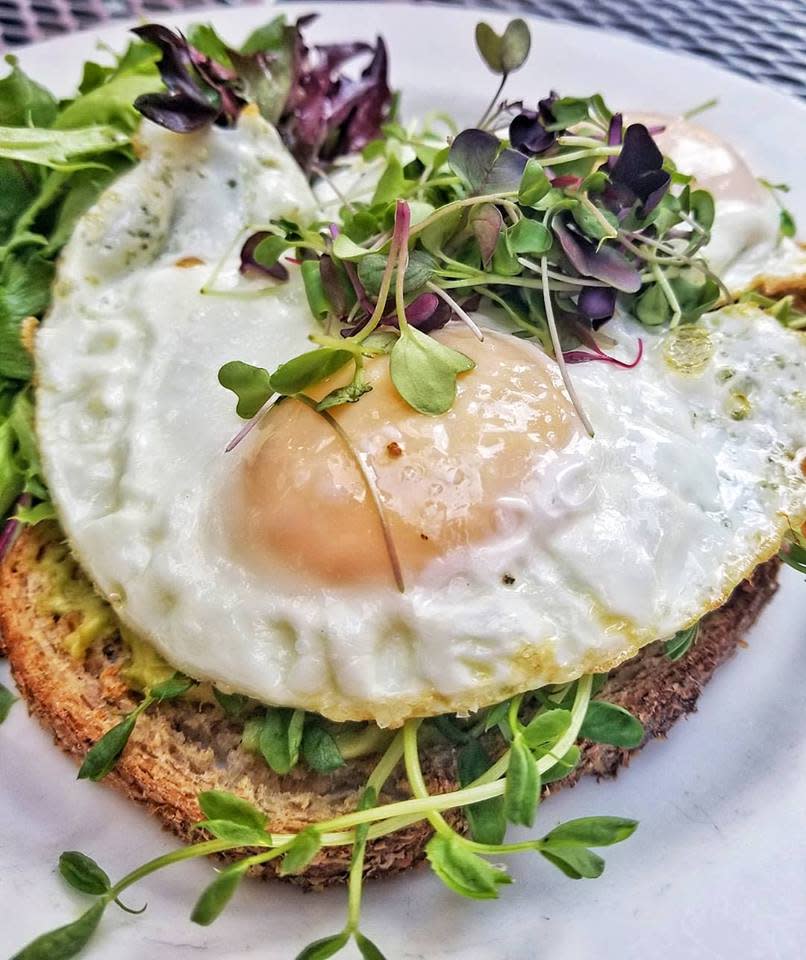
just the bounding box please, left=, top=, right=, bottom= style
left=2, top=13, right=805, bottom=960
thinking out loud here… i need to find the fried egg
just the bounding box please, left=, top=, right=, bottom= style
left=37, top=115, right=806, bottom=726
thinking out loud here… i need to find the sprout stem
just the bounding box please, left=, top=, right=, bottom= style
left=426, top=282, right=484, bottom=340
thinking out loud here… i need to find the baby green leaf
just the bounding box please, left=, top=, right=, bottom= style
left=426, top=834, right=512, bottom=900
left=355, top=931, right=388, bottom=960
left=252, top=235, right=289, bottom=269
left=198, top=790, right=267, bottom=830
left=259, top=709, right=300, bottom=775
left=302, top=723, right=346, bottom=773
left=190, top=864, right=247, bottom=926
left=519, top=159, right=550, bottom=206
left=542, top=816, right=638, bottom=848
left=213, top=689, right=252, bottom=719
left=302, top=259, right=331, bottom=323
left=149, top=671, right=194, bottom=701
left=635, top=283, right=670, bottom=327
left=475, top=22, right=504, bottom=73
left=0, top=680, right=16, bottom=725
left=315, top=378, right=372, bottom=413
left=372, top=154, right=405, bottom=206
left=689, top=189, right=715, bottom=231
left=357, top=250, right=437, bottom=297
left=11, top=900, right=105, bottom=959
left=539, top=845, right=604, bottom=879
left=500, top=19, right=531, bottom=73
left=580, top=701, right=644, bottom=749
left=521, top=708, right=571, bottom=753
left=196, top=820, right=271, bottom=847
left=665, top=623, right=699, bottom=661
left=389, top=325, right=474, bottom=416
left=270, top=348, right=353, bottom=396
left=507, top=218, right=552, bottom=255
left=332, top=234, right=370, bottom=261
left=541, top=745, right=581, bottom=785
left=457, top=742, right=506, bottom=844
left=218, top=360, right=273, bottom=419
left=295, top=931, right=350, bottom=960
left=504, top=736, right=540, bottom=827
left=779, top=208, right=796, bottom=238
left=280, top=827, right=322, bottom=876
left=77, top=710, right=139, bottom=781
left=58, top=852, right=110, bottom=896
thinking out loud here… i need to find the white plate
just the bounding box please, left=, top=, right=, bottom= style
left=2, top=4, right=806, bottom=958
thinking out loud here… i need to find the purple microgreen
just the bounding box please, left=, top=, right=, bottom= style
left=239, top=232, right=289, bottom=281
left=509, top=111, right=555, bottom=157
left=448, top=129, right=526, bottom=195
left=319, top=255, right=358, bottom=317
left=342, top=259, right=376, bottom=314
left=564, top=337, right=643, bottom=369
left=607, top=112, right=623, bottom=147
left=577, top=286, right=616, bottom=326
left=609, top=123, right=670, bottom=215
left=470, top=203, right=504, bottom=266
left=553, top=218, right=641, bottom=293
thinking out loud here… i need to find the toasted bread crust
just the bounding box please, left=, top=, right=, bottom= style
left=0, top=524, right=779, bottom=885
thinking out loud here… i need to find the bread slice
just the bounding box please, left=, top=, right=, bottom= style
left=0, top=522, right=780, bottom=886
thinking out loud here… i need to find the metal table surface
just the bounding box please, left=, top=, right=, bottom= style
left=1, top=0, right=804, bottom=100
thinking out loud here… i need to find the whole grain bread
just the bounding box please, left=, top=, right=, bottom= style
left=0, top=522, right=780, bottom=886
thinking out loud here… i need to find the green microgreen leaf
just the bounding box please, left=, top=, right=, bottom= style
left=357, top=249, right=437, bottom=297
left=332, top=234, right=370, bottom=261
left=426, top=833, right=512, bottom=900
left=196, top=820, right=271, bottom=846
left=190, top=864, right=247, bottom=926
left=213, top=689, right=252, bottom=719
left=355, top=931, right=388, bottom=960
left=542, top=96, right=590, bottom=131
left=542, top=816, right=638, bottom=848
left=500, top=19, right=531, bottom=73
left=521, top=708, right=571, bottom=753
left=295, top=931, right=350, bottom=960
left=579, top=701, right=644, bottom=748
left=540, top=745, right=581, bottom=785
left=635, top=283, right=671, bottom=327
left=77, top=709, right=139, bottom=781
left=688, top=189, right=715, bottom=232
left=315, top=376, right=373, bottom=413
left=539, top=845, right=604, bottom=879
left=198, top=790, right=267, bottom=830
left=665, top=623, right=699, bottom=661
left=0, top=680, right=17, bottom=724
left=259, top=708, right=304, bottom=775
left=389, top=324, right=475, bottom=415
left=302, top=259, right=332, bottom=323
left=11, top=901, right=106, bottom=959
left=218, top=360, right=273, bottom=419
left=448, top=129, right=525, bottom=194
left=779, top=208, right=796, bottom=238
left=280, top=827, right=322, bottom=876
left=474, top=22, right=505, bottom=73
left=372, top=154, right=405, bottom=206
left=302, top=723, right=346, bottom=773
left=270, top=348, right=353, bottom=396
left=503, top=735, right=540, bottom=827
left=149, top=671, right=194, bottom=701
left=58, top=852, right=111, bottom=896
left=252, top=234, right=289, bottom=269
left=457, top=740, right=506, bottom=844
left=518, top=159, right=551, bottom=207
left=507, top=218, right=552, bottom=255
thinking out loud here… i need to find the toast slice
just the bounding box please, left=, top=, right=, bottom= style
left=0, top=522, right=780, bottom=886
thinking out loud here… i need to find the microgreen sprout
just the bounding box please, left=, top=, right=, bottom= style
left=12, top=675, right=645, bottom=960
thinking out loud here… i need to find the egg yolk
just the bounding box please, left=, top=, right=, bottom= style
left=233, top=325, right=582, bottom=588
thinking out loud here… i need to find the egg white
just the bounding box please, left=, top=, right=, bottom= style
left=37, top=115, right=806, bottom=727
